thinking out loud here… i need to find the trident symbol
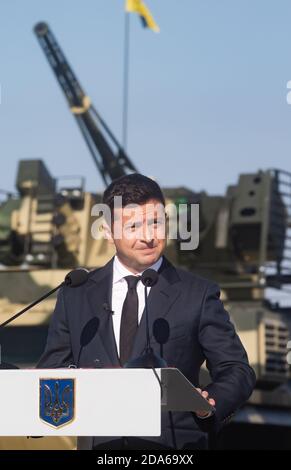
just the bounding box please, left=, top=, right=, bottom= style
left=44, top=381, right=71, bottom=424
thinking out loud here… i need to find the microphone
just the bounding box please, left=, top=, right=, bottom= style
left=125, top=269, right=167, bottom=369
left=77, top=317, right=100, bottom=367
left=153, top=318, right=170, bottom=362
left=141, top=269, right=159, bottom=287
left=0, top=268, right=89, bottom=330
left=142, top=269, right=158, bottom=354
left=64, top=268, right=89, bottom=287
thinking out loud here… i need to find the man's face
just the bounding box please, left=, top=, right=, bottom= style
left=105, top=198, right=167, bottom=273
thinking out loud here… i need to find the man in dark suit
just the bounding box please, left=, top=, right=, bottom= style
left=38, top=173, right=256, bottom=450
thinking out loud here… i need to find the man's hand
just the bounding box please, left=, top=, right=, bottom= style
left=195, top=388, right=216, bottom=418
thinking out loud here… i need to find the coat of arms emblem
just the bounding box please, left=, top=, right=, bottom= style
left=39, top=378, right=75, bottom=428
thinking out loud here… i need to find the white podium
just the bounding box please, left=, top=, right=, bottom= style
left=0, top=368, right=213, bottom=436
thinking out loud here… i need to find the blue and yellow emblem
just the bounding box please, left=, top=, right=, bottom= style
left=39, top=378, right=75, bottom=428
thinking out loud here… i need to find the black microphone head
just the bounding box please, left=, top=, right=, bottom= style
left=141, top=269, right=159, bottom=287
left=153, top=318, right=170, bottom=345
left=64, top=268, right=89, bottom=287
left=80, top=317, right=100, bottom=348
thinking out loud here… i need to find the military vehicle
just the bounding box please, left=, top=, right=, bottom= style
left=0, top=22, right=291, bottom=449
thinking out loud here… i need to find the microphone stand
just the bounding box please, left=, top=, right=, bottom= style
left=0, top=282, right=63, bottom=369
left=0, top=268, right=89, bottom=369
left=0, top=268, right=89, bottom=330
left=124, top=283, right=167, bottom=368
left=0, top=283, right=63, bottom=330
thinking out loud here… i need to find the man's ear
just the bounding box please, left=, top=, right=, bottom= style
left=102, top=221, right=114, bottom=245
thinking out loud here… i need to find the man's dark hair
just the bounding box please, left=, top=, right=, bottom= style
left=102, top=173, right=165, bottom=212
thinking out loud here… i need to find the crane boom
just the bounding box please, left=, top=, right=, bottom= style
left=34, top=22, right=137, bottom=186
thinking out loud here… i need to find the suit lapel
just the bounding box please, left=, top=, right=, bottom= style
left=85, top=256, right=181, bottom=366
left=130, top=258, right=181, bottom=359
left=85, top=258, right=120, bottom=366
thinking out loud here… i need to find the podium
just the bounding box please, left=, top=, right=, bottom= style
left=0, top=368, right=213, bottom=436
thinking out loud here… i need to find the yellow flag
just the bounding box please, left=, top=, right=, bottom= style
left=125, top=0, right=160, bottom=33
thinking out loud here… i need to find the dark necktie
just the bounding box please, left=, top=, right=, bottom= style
left=120, top=275, right=141, bottom=366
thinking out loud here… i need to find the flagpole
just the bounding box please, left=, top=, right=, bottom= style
left=122, top=12, right=130, bottom=151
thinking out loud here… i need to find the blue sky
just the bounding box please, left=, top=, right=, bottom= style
left=1, top=0, right=291, bottom=195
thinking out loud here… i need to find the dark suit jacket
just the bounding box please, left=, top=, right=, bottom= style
left=38, top=257, right=256, bottom=450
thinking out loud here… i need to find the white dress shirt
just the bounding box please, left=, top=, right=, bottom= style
left=111, top=255, right=163, bottom=356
